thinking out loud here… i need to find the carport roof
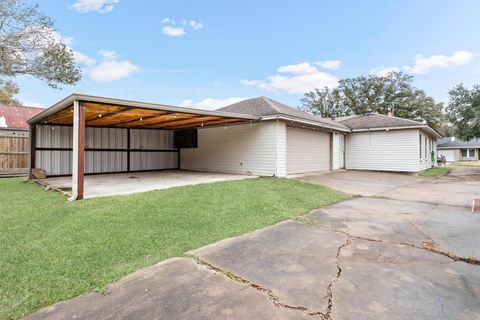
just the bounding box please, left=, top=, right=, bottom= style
left=28, top=94, right=259, bottom=130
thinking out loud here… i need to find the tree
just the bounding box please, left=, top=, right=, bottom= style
left=446, top=84, right=480, bottom=140
left=0, top=79, right=21, bottom=105
left=300, top=72, right=445, bottom=132
left=0, top=0, right=81, bottom=88
left=300, top=87, right=351, bottom=118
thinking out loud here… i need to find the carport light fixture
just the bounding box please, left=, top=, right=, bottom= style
left=98, top=114, right=102, bottom=118
left=139, top=117, right=143, bottom=121
left=201, top=122, right=204, bottom=127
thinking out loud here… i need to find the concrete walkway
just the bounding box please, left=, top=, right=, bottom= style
left=27, top=168, right=480, bottom=320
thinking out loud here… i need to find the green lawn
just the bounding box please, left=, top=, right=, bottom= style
left=0, top=177, right=350, bottom=319
left=419, top=166, right=451, bottom=177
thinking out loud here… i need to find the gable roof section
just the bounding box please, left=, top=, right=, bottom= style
left=0, top=104, right=44, bottom=129
left=336, top=113, right=442, bottom=138
left=437, top=137, right=480, bottom=148
left=218, top=97, right=350, bottom=131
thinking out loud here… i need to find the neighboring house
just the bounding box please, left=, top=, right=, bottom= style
left=28, top=94, right=441, bottom=183
left=0, top=104, right=43, bottom=175
left=437, top=137, right=480, bottom=161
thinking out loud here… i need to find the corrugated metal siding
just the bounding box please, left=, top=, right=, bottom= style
left=35, top=125, right=177, bottom=176
left=35, top=150, right=72, bottom=175
left=85, top=127, right=127, bottom=149
left=130, top=129, right=173, bottom=149
left=180, top=122, right=278, bottom=176
left=130, top=152, right=178, bottom=171
left=286, top=126, right=330, bottom=174
left=346, top=129, right=421, bottom=172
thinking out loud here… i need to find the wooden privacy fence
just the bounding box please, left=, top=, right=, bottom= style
left=0, top=130, right=29, bottom=176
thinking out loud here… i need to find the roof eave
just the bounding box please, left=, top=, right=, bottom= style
left=351, top=125, right=442, bottom=138
left=28, top=93, right=259, bottom=125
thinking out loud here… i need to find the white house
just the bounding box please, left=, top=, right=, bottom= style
left=27, top=94, right=441, bottom=199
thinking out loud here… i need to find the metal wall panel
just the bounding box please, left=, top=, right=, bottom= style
left=35, top=125, right=177, bottom=176
left=130, top=129, right=174, bottom=149
left=36, top=150, right=72, bottom=175
left=85, top=151, right=127, bottom=173
left=85, top=127, right=127, bottom=149
left=130, top=152, right=178, bottom=171
left=36, top=125, right=72, bottom=148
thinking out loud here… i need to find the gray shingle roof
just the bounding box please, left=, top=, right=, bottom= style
left=218, top=97, right=350, bottom=131
left=336, top=113, right=426, bottom=130
left=437, top=137, right=480, bottom=148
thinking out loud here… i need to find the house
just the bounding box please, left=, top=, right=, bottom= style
left=0, top=104, right=43, bottom=175
left=437, top=137, right=480, bottom=161
left=27, top=94, right=441, bottom=200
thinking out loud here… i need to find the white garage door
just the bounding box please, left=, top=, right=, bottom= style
left=439, top=149, right=456, bottom=162
left=287, top=126, right=330, bottom=174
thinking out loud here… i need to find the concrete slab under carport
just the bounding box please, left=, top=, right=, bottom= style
left=36, top=170, right=256, bottom=199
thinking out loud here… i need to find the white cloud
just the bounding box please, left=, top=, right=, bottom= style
left=369, top=66, right=401, bottom=77
left=71, top=0, right=119, bottom=13
left=89, top=50, right=140, bottom=82
left=278, top=62, right=317, bottom=75
left=162, top=26, right=186, bottom=37
left=189, top=20, right=203, bottom=30
left=240, top=62, right=338, bottom=94
left=162, top=17, right=175, bottom=24
left=315, top=60, right=342, bottom=70
left=404, top=50, right=474, bottom=74
left=72, top=50, right=96, bottom=67
left=179, top=97, right=247, bottom=110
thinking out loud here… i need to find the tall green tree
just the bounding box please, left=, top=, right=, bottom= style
left=0, top=0, right=81, bottom=88
left=446, top=84, right=480, bottom=140
left=301, top=72, right=445, bottom=132
left=300, top=87, right=350, bottom=118
left=0, top=79, right=21, bottom=105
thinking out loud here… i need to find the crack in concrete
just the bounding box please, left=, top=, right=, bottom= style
left=323, top=235, right=351, bottom=320
left=370, top=195, right=470, bottom=209
left=187, top=254, right=328, bottom=318
left=312, top=223, right=480, bottom=266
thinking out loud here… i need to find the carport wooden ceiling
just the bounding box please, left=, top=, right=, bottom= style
left=42, top=102, right=248, bottom=129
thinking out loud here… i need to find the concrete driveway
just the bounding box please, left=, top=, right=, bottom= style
left=28, top=168, right=480, bottom=320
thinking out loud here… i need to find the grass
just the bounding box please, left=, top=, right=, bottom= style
left=0, top=177, right=351, bottom=319
left=418, top=166, right=451, bottom=177
left=450, top=160, right=480, bottom=167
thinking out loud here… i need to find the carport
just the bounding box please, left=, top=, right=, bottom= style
left=27, top=94, right=258, bottom=200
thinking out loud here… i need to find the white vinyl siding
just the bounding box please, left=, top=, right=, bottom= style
left=180, top=122, right=285, bottom=176
left=346, top=129, right=421, bottom=172
left=286, top=126, right=330, bottom=174
left=418, top=131, right=435, bottom=171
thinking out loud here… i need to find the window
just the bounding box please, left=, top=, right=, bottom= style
left=469, top=149, right=476, bottom=157
left=461, top=149, right=468, bottom=157
left=419, top=134, right=422, bottom=160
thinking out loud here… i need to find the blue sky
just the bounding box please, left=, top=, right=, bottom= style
left=16, top=0, right=480, bottom=110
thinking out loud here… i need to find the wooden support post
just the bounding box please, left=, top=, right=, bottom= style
left=28, top=124, right=36, bottom=178
left=70, top=101, right=85, bottom=201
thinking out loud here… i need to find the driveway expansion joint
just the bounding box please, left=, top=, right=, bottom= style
left=186, top=254, right=329, bottom=318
